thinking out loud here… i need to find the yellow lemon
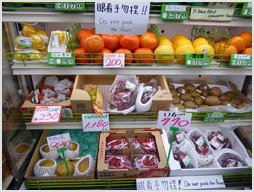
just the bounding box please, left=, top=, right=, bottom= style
left=15, top=51, right=28, bottom=60
left=172, top=34, right=188, bottom=44
left=22, top=24, right=36, bottom=37
left=30, top=34, right=44, bottom=49
left=175, top=44, right=195, bottom=64
left=154, top=45, right=175, bottom=64
left=195, top=44, right=215, bottom=60
left=174, top=38, right=192, bottom=49
left=28, top=50, right=42, bottom=60
left=193, top=37, right=209, bottom=49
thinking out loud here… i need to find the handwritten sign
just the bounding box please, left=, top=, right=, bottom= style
left=103, top=53, right=125, bottom=68
left=47, top=133, right=71, bottom=152
left=82, top=113, right=110, bottom=132
left=31, top=105, right=62, bottom=124
left=157, top=111, right=192, bottom=129
left=136, top=175, right=226, bottom=190
left=95, top=2, right=150, bottom=35
left=190, top=8, right=234, bottom=21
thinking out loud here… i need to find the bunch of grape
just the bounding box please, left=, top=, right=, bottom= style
left=190, top=134, right=210, bottom=156
left=141, top=80, right=159, bottom=104
left=218, top=153, right=245, bottom=168
left=173, top=148, right=195, bottom=169
left=207, top=131, right=232, bottom=150
left=89, top=88, right=97, bottom=104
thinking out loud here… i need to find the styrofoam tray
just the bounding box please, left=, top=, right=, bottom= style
left=165, top=126, right=252, bottom=176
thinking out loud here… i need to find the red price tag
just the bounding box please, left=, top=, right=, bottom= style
left=31, top=105, right=63, bottom=124
left=82, top=113, right=110, bottom=132
left=47, top=133, right=71, bottom=152
left=103, top=53, right=125, bottom=68
left=157, top=110, right=192, bottom=129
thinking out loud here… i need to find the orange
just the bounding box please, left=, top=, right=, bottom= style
left=101, top=34, right=120, bottom=51
left=208, top=37, right=216, bottom=46
left=91, top=28, right=96, bottom=34
left=140, top=32, right=158, bottom=50
left=73, top=48, right=91, bottom=64
left=242, top=47, right=252, bottom=55
left=219, top=45, right=238, bottom=60
left=82, top=35, right=104, bottom=53
left=239, top=32, right=252, bottom=48
left=92, top=48, right=112, bottom=64
left=230, top=36, right=246, bottom=53
left=115, top=48, right=133, bottom=64
left=213, top=42, right=230, bottom=55
left=119, top=35, right=140, bottom=51
left=134, top=48, right=154, bottom=64
left=77, top=29, right=93, bottom=42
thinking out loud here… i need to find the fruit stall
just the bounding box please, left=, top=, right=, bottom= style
left=2, top=1, right=252, bottom=190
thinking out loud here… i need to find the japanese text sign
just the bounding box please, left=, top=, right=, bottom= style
left=31, top=105, right=62, bottom=124
left=157, top=110, right=192, bottom=130
left=136, top=175, right=226, bottom=190
left=103, top=53, right=125, bottom=68
left=82, top=113, right=110, bottom=132
left=47, top=133, right=72, bottom=152
left=95, top=2, right=150, bottom=35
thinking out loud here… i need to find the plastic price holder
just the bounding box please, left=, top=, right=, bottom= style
left=54, top=2, right=85, bottom=11
left=186, top=54, right=210, bottom=67
left=241, top=2, right=252, bottom=17
left=48, top=52, right=76, bottom=66
left=161, top=4, right=190, bottom=21
left=230, top=54, right=252, bottom=67
left=203, top=112, right=227, bottom=123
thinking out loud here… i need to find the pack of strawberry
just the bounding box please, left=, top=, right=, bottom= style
left=133, top=137, right=157, bottom=153
left=106, top=138, right=130, bottom=154
left=105, top=155, right=132, bottom=169
left=134, top=154, right=159, bottom=169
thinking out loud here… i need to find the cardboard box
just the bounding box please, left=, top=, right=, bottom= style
left=70, top=75, right=172, bottom=113
left=21, top=76, right=75, bottom=112
left=25, top=130, right=95, bottom=181
left=97, top=128, right=169, bottom=179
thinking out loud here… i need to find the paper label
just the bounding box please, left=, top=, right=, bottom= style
left=190, top=8, right=234, bottom=21
left=31, top=105, right=62, bottom=124
left=82, top=113, right=109, bottom=132
left=176, top=132, right=185, bottom=142
left=95, top=2, right=150, bottom=35
left=136, top=175, right=226, bottom=190
left=52, top=35, right=60, bottom=49
left=143, top=86, right=153, bottom=93
left=209, top=137, right=224, bottom=150
left=47, top=133, right=71, bottom=152
left=196, top=137, right=205, bottom=147
left=103, top=53, right=125, bottom=68
left=18, top=37, right=32, bottom=47
left=157, top=111, right=192, bottom=129
left=182, top=155, right=192, bottom=167
left=125, top=81, right=136, bottom=91
left=217, top=134, right=225, bottom=141
left=166, top=5, right=186, bottom=12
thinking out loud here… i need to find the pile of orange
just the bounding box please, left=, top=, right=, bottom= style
left=73, top=28, right=157, bottom=65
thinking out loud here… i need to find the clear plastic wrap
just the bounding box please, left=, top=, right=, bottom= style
left=105, top=155, right=132, bottom=169
left=172, top=147, right=196, bottom=169
left=206, top=130, right=232, bottom=151
left=107, top=75, right=139, bottom=114
left=133, top=137, right=157, bottom=153
left=134, top=154, right=159, bottom=169
left=106, top=138, right=130, bottom=154
left=215, top=149, right=246, bottom=168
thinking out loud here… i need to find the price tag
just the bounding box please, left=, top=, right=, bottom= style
left=31, top=105, right=62, bottom=124
left=157, top=111, right=192, bottom=129
left=18, top=37, right=32, bottom=47
left=190, top=8, right=234, bottom=21
left=95, top=2, right=150, bottom=35
left=136, top=175, right=226, bottom=190
left=48, top=52, right=75, bottom=66
left=203, top=112, right=226, bottom=122
left=161, top=4, right=189, bottom=20
left=47, top=133, right=71, bottom=152
left=230, top=54, right=252, bottom=67
left=103, top=53, right=125, bottom=68
left=82, top=113, right=110, bottom=132
left=54, top=2, right=85, bottom=11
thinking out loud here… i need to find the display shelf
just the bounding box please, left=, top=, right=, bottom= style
left=12, top=64, right=252, bottom=76
left=2, top=11, right=252, bottom=27
left=25, top=119, right=252, bottom=130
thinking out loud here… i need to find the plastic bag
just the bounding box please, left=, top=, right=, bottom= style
left=107, top=75, right=139, bottom=114
left=133, top=137, right=157, bottom=153
left=135, top=78, right=161, bottom=112
left=105, top=155, right=132, bottom=169
left=205, top=130, right=232, bottom=151
left=44, top=76, right=59, bottom=87
left=134, top=154, right=159, bottom=168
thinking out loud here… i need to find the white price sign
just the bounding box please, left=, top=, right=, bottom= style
left=103, top=53, right=125, bottom=68
left=95, top=2, right=150, bottom=35
left=157, top=110, right=192, bottom=129
left=82, top=113, right=110, bottom=132
left=137, top=175, right=226, bottom=190
left=47, top=133, right=71, bottom=152
left=31, top=105, right=62, bottom=124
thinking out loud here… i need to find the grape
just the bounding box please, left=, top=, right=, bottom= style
left=91, top=95, right=96, bottom=103
left=90, top=89, right=97, bottom=96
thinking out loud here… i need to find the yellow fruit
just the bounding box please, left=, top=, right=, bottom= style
left=175, top=44, right=195, bottom=63
left=174, top=38, right=192, bottom=49
left=39, top=159, right=55, bottom=167
left=22, top=24, right=36, bottom=37
left=195, top=44, right=215, bottom=60
left=172, top=34, right=188, bottom=44
left=154, top=45, right=175, bottom=64
left=28, top=50, right=42, bottom=60
left=52, top=30, right=65, bottom=45
left=159, top=35, right=173, bottom=47
left=36, top=29, right=49, bottom=38
left=193, top=37, right=209, bottom=48
left=15, top=51, right=28, bottom=60
left=15, top=36, right=27, bottom=49
left=42, top=145, right=50, bottom=153
left=30, top=34, right=44, bottom=49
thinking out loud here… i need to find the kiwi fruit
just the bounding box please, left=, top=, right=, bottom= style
left=170, top=89, right=178, bottom=97
left=197, top=84, right=209, bottom=91
left=224, top=91, right=236, bottom=98
left=189, top=90, right=201, bottom=97
left=172, top=96, right=181, bottom=104
left=235, top=103, right=245, bottom=109
left=179, top=93, right=192, bottom=101
left=176, top=87, right=187, bottom=94
left=199, top=104, right=209, bottom=108
left=183, top=101, right=196, bottom=109
left=219, top=94, right=228, bottom=101
left=194, top=96, right=204, bottom=105
left=184, top=83, right=196, bottom=92
left=205, top=96, right=221, bottom=106
left=168, top=84, right=175, bottom=90
left=208, top=87, right=222, bottom=97
left=221, top=100, right=233, bottom=105
left=201, top=90, right=208, bottom=97
left=231, top=97, right=243, bottom=105
left=174, top=104, right=184, bottom=109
